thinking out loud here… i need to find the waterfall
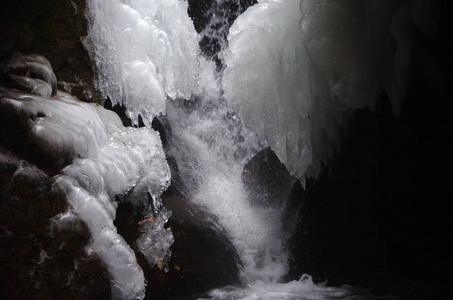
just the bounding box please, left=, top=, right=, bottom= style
left=83, top=0, right=440, bottom=298
left=165, top=59, right=291, bottom=283
left=87, top=0, right=297, bottom=286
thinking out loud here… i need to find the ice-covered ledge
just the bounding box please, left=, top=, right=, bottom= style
left=1, top=54, right=172, bottom=300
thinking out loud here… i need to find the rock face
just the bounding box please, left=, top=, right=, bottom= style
left=0, top=150, right=111, bottom=300
left=0, top=0, right=98, bottom=103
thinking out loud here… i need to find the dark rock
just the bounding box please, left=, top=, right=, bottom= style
left=284, top=106, right=388, bottom=284
left=0, top=0, right=100, bottom=103
left=242, top=147, right=295, bottom=208
left=114, top=193, right=243, bottom=299
left=103, top=98, right=134, bottom=127
left=0, top=151, right=110, bottom=300
left=1, top=161, right=51, bottom=210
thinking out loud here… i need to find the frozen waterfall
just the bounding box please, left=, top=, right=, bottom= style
left=86, top=0, right=199, bottom=126
left=224, top=0, right=440, bottom=184
left=83, top=0, right=441, bottom=298
left=88, top=0, right=295, bottom=288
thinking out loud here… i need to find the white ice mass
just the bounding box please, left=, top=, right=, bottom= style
left=86, top=0, right=200, bottom=126
left=224, top=0, right=439, bottom=184
left=224, top=0, right=314, bottom=182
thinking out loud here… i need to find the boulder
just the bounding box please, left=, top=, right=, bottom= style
left=114, top=192, right=243, bottom=299
left=242, top=147, right=295, bottom=208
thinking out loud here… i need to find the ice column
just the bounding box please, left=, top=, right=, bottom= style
left=86, top=0, right=200, bottom=126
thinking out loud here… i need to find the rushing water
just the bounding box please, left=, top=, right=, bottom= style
left=165, top=58, right=291, bottom=284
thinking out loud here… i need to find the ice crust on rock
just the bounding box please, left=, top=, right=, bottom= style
left=1, top=86, right=171, bottom=299
left=56, top=176, right=147, bottom=300
left=224, top=0, right=439, bottom=183
left=136, top=206, right=174, bottom=269
left=0, top=88, right=107, bottom=159
left=86, top=0, right=200, bottom=126
left=1, top=53, right=57, bottom=97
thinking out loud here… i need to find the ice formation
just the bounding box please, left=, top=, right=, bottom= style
left=0, top=84, right=171, bottom=299
left=1, top=0, right=442, bottom=298
left=223, top=0, right=439, bottom=183
left=86, top=0, right=200, bottom=126
left=1, top=53, right=57, bottom=97
left=224, top=0, right=313, bottom=182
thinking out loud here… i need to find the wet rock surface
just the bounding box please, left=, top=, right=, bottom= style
left=115, top=192, right=243, bottom=300
left=242, top=147, right=295, bottom=208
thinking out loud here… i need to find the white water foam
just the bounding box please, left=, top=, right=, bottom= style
left=204, top=274, right=390, bottom=300
left=166, top=57, right=291, bottom=283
